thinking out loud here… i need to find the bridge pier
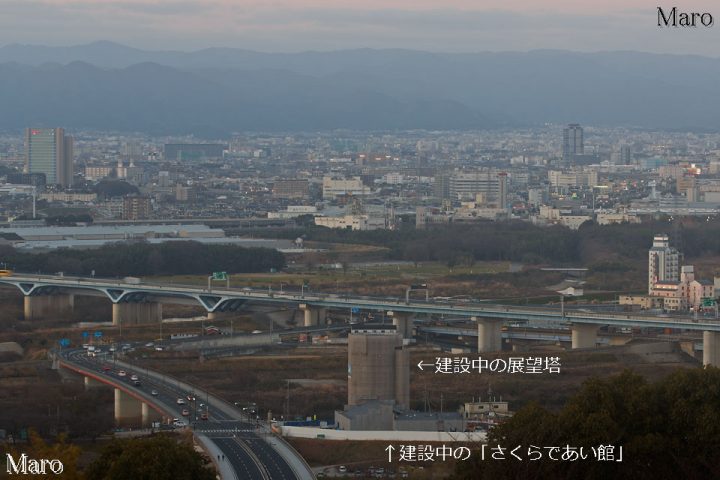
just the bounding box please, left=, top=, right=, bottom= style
left=114, top=388, right=142, bottom=427
left=207, top=311, right=234, bottom=321
left=142, top=402, right=162, bottom=427
left=475, top=317, right=503, bottom=353
left=112, top=302, right=162, bottom=325
left=571, top=323, right=597, bottom=349
left=300, top=304, right=326, bottom=327
left=703, top=331, right=720, bottom=367
left=391, top=312, right=414, bottom=339
left=24, top=294, right=74, bottom=320
left=84, top=376, right=105, bottom=390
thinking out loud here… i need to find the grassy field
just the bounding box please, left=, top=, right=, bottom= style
left=145, top=260, right=562, bottom=300
left=149, top=261, right=512, bottom=286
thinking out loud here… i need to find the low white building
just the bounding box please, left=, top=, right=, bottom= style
left=268, top=205, right=319, bottom=219
left=322, top=177, right=368, bottom=199
left=315, top=214, right=385, bottom=231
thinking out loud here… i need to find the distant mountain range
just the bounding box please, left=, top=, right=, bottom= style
left=1, top=41, right=719, bottom=135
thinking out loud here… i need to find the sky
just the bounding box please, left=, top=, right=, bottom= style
left=2, top=0, right=719, bottom=55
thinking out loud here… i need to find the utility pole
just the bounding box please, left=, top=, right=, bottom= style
left=284, top=380, right=290, bottom=420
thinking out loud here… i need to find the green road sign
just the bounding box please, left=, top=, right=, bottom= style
left=702, top=297, right=716, bottom=307
left=212, top=271, right=227, bottom=281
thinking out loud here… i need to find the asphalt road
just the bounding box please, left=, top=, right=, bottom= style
left=60, top=348, right=304, bottom=480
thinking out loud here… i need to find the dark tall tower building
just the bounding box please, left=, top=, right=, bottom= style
left=562, top=124, right=584, bottom=166
left=497, top=172, right=508, bottom=210
left=619, top=145, right=632, bottom=165
left=25, top=128, right=73, bottom=187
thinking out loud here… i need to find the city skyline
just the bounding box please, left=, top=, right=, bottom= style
left=2, top=1, right=720, bottom=56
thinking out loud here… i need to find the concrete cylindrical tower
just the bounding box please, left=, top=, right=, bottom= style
left=348, top=325, right=405, bottom=407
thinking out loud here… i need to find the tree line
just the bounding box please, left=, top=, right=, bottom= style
left=452, top=368, right=720, bottom=480
left=0, top=241, right=285, bottom=277
left=263, top=216, right=720, bottom=266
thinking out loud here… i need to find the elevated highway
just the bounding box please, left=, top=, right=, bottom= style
left=5, top=273, right=720, bottom=365
left=57, top=348, right=314, bottom=480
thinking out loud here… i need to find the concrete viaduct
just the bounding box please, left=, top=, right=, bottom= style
left=4, top=274, right=720, bottom=366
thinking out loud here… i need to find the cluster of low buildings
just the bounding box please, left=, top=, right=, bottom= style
left=3, top=125, right=720, bottom=232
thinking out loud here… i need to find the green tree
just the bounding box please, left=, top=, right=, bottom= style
left=4, top=430, right=84, bottom=479
left=85, top=434, right=215, bottom=480
left=452, top=368, right=720, bottom=480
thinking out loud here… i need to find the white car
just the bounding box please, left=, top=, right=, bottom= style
left=130, top=374, right=139, bottom=381
left=176, top=398, right=186, bottom=405
left=151, top=390, right=159, bottom=396
left=118, top=370, right=127, bottom=377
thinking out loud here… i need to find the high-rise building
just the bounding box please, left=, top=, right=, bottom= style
left=272, top=179, right=309, bottom=199
left=175, top=184, right=196, bottom=202
left=562, top=124, right=584, bottom=166
left=619, top=145, right=632, bottom=165
left=25, top=128, right=73, bottom=187
left=122, top=195, right=152, bottom=220
left=648, top=234, right=681, bottom=294
left=448, top=172, right=499, bottom=200
left=433, top=173, right=451, bottom=200
left=497, top=172, right=508, bottom=209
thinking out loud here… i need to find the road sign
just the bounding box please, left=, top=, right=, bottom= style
left=702, top=298, right=716, bottom=307
left=82, top=331, right=89, bottom=339
left=351, top=307, right=360, bottom=314
left=212, top=271, right=227, bottom=281
left=59, top=338, right=70, bottom=347
left=94, top=331, right=103, bottom=339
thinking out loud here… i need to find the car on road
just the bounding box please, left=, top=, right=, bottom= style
left=109, top=345, right=117, bottom=352
left=181, top=409, right=190, bottom=416
left=133, top=380, right=141, bottom=387
left=145, top=342, right=154, bottom=348
left=338, top=466, right=347, bottom=473
left=118, top=370, right=127, bottom=377
left=155, top=346, right=164, bottom=351
left=102, top=365, right=111, bottom=372
left=151, top=390, right=158, bottom=396
left=176, top=398, right=185, bottom=405
left=200, top=413, right=208, bottom=420
left=187, top=394, right=195, bottom=401
left=173, top=420, right=187, bottom=428
left=130, top=374, right=139, bottom=381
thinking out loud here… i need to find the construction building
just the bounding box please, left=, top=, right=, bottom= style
left=335, top=325, right=409, bottom=430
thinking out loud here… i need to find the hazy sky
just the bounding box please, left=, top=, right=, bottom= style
left=2, top=0, right=719, bottom=55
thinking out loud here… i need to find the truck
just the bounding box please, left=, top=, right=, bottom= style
left=123, top=277, right=142, bottom=285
